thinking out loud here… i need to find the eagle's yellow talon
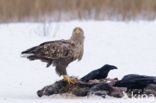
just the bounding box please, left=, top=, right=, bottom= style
left=68, top=78, right=75, bottom=84
left=63, top=75, right=75, bottom=84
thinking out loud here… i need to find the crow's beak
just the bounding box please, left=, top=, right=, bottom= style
left=113, top=66, right=118, bottom=69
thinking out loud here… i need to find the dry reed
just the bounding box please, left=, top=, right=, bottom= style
left=0, top=0, right=156, bottom=22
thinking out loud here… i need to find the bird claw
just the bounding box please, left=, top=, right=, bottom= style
left=63, top=75, right=76, bottom=84
left=67, top=78, right=75, bottom=84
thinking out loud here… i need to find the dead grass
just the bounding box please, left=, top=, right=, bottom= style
left=0, top=0, right=156, bottom=22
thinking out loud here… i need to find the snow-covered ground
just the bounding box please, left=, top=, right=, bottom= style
left=0, top=21, right=156, bottom=103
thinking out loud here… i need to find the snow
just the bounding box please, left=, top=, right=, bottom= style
left=0, top=21, right=156, bottom=102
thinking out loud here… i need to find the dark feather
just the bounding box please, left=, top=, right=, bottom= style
left=21, top=46, right=36, bottom=54
left=114, top=74, right=156, bottom=90
left=39, top=41, right=54, bottom=46
left=81, top=64, right=117, bottom=82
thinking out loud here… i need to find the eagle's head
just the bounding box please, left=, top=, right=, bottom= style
left=70, top=27, right=85, bottom=44
left=73, top=27, right=84, bottom=36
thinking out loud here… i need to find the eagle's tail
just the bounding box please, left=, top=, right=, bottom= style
left=21, top=46, right=38, bottom=60
left=21, top=48, right=53, bottom=67
left=21, top=46, right=53, bottom=67
left=21, top=46, right=36, bottom=54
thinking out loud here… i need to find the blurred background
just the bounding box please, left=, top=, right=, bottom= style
left=0, top=0, right=156, bottom=23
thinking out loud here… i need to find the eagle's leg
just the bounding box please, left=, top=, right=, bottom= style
left=63, top=75, right=75, bottom=84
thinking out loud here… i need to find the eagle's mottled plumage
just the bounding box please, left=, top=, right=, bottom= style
left=21, top=27, right=84, bottom=83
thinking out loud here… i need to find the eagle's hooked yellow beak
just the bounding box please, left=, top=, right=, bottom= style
left=75, top=28, right=80, bottom=35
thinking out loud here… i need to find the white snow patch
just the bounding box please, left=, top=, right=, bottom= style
left=0, top=21, right=156, bottom=102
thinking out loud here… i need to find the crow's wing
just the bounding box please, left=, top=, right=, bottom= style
left=80, top=70, right=99, bottom=82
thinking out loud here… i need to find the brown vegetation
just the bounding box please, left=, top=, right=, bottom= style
left=0, top=0, right=156, bottom=22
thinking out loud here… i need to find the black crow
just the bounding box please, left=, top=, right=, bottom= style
left=80, top=64, right=117, bottom=82
left=114, top=74, right=156, bottom=92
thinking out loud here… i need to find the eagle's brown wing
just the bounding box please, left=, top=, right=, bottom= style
left=21, top=40, right=75, bottom=67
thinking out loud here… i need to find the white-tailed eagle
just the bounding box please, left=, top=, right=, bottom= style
left=21, top=27, right=85, bottom=84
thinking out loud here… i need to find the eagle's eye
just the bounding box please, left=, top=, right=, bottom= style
left=75, top=28, right=80, bottom=35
